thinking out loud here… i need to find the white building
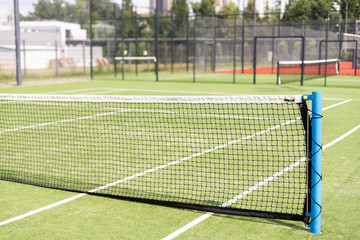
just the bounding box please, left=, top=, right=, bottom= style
left=133, top=6, right=151, bottom=15
left=150, top=0, right=173, bottom=14
left=0, top=20, right=102, bottom=70
left=255, top=0, right=289, bottom=17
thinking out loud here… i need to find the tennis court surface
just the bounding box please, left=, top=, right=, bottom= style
left=0, top=80, right=359, bottom=239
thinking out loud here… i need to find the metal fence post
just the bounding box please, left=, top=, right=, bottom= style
left=300, top=36, right=305, bottom=86
left=278, top=11, right=281, bottom=36
left=82, top=40, right=86, bottom=74
left=155, top=0, right=159, bottom=81
left=253, top=0, right=256, bottom=37
left=325, top=12, right=329, bottom=87
left=253, top=37, right=257, bottom=84
left=113, top=3, right=117, bottom=78
left=193, top=15, right=196, bottom=83
left=233, top=14, right=237, bottom=84
left=303, top=20, right=307, bottom=61
left=186, top=13, right=189, bottom=73
left=107, top=40, right=111, bottom=72
left=241, top=12, right=245, bottom=74
left=272, top=25, right=275, bottom=74
left=338, top=5, right=342, bottom=62
left=14, top=0, right=22, bottom=85
left=121, top=1, right=125, bottom=80
left=354, top=41, right=358, bottom=76
left=135, top=11, right=138, bottom=76
left=171, top=12, right=174, bottom=74
left=211, top=16, right=216, bottom=72
left=89, top=0, right=93, bottom=80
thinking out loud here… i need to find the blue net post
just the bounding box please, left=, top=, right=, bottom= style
left=310, top=91, right=322, bottom=234
left=303, top=91, right=322, bottom=234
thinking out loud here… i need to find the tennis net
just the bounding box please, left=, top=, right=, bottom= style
left=277, top=59, right=339, bottom=84
left=0, top=94, right=310, bottom=222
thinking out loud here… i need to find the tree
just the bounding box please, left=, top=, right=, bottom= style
left=191, top=0, right=216, bottom=15
left=259, top=5, right=279, bottom=23
left=337, top=0, right=360, bottom=21
left=282, top=0, right=333, bottom=21
left=171, top=0, right=189, bottom=14
left=90, top=0, right=121, bottom=22
left=27, top=0, right=88, bottom=25
left=122, top=0, right=137, bottom=38
left=219, top=1, right=239, bottom=17
left=171, top=0, right=189, bottom=37
left=282, top=0, right=310, bottom=21
left=70, top=0, right=89, bottom=25
left=28, top=0, right=72, bottom=21
left=243, top=0, right=261, bottom=22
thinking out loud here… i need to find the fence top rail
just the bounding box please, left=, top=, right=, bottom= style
left=255, top=36, right=305, bottom=39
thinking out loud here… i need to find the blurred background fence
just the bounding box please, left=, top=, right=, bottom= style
left=1, top=0, right=359, bottom=84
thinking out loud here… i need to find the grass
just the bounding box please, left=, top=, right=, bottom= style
left=0, top=74, right=359, bottom=239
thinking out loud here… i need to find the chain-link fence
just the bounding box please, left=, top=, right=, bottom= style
left=1, top=2, right=359, bottom=84
left=0, top=3, right=91, bottom=84
left=86, top=4, right=359, bottom=83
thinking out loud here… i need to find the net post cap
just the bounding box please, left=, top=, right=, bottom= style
left=303, top=91, right=322, bottom=101
left=302, top=94, right=312, bottom=101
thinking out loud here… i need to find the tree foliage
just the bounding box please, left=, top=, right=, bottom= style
left=337, top=0, right=360, bottom=20
left=259, top=6, right=279, bottom=24
left=282, top=0, right=333, bottom=21
left=219, top=1, right=239, bottom=16
left=171, top=0, right=189, bottom=14
left=27, top=0, right=87, bottom=22
left=243, top=0, right=261, bottom=22
left=171, top=0, right=189, bottom=37
left=191, top=0, right=216, bottom=15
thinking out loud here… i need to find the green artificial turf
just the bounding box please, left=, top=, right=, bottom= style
left=0, top=75, right=359, bottom=239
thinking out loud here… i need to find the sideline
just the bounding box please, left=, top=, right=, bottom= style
left=0, top=99, right=353, bottom=227
left=161, top=124, right=360, bottom=240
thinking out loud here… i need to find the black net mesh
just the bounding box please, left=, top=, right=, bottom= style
left=0, top=95, right=309, bottom=222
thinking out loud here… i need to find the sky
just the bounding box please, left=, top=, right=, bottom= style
left=0, top=0, right=73, bottom=21
left=0, top=0, right=247, bottom=22
left=0, top=0, right=150, bottom=21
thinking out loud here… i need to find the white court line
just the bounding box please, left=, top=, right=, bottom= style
left=43, top=88, right=236, bottom=95
left=0, top=194, right=87, bottom=227
left=3, top=100, right=286, bottom=121
left=93, top=88, right=233, bottom=95
left=323, top=98, right=359, bottom=102
left=323, top=98, right=347, bottom=100
left=323, top=125, right=360, bottom=150
left=322, top=99, right=352, bottom=111
left=44, top=88, right=103, bottom=94
left=161, top=124, right=360, bottom=240
left=327, top=79, right=360, bottom=82
left=0, top=99, right=352, bottom=227
left=0, top=110, right=302, bottom=226
left=125, top=73, right=233, bottom=82
left=219, top=156, right=306, bottom=208
left=39, top=89, right=360, bottom=101
left=0, top=109, right=132, bottom=134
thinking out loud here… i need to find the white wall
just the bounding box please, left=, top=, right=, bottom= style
left=1, top=20, right=87, bottom=48
left=0, top=45, right=103, bottom=70
left=66, top=45, right=103, bottom=67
